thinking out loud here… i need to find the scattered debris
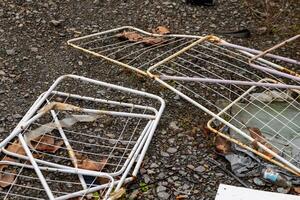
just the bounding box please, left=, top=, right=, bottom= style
left=201, top=124, right=213, bottom=137
left=153, top=26, right=170, bottom=35
left=24, top=114, right=99, bottom=149
left=117, top=26, right=170, bottom=46
left=6, top=141, right=26, bottom=156
left=38, top=102, right=81, bottom=113
left=0, top=157, right=17, bottom=188
left=78, top=158, right=107, bottom=171
left=176, top=194, right=188, bottom=199
left=0, top=169, right=16, bottom=188
left=262, top=168, right=292, bottom=189
left=117, top=31, right=165, bottom=45
left=141, top=37, right=165, bottom=45
left=117, top=31, right=143, bottom=42
left=293, top=186, right=300, bottom=194
left=31, top=135, right=64, bottom=153
left=246, top=126, right=276, bottom=159
left=109, top=187, right=126, bottom=200
left=253, top=177, right=266, bottom=186
left=223, top=144, right=261, bottom=177
left=249, top=90, right=293, bottom=102
left=208, top=158, right=250, bottom=188
left=215, top=135, right=231, bottom=155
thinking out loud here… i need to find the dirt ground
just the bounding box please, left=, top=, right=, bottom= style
left=0, top=0, right=299, bottom=199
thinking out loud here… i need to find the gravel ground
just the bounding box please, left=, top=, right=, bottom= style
left=0, top=0, right=299, bottom=199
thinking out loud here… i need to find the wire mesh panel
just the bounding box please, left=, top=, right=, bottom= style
left=0, top=74, right=165, bottom=199
left=207, top=79, right=300, bottom=175
left=67, top=26, right=299, bottom=77
left=67, top=26, right=199, bottom=76
left=0, top=159, right=114, bottom=200
left=146, top=37, right=300, bottom=175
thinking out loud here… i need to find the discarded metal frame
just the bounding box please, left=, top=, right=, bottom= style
left=67, top=26, right=299, bottom=77
left=146, top=36, right=300, bottom=175
left=0, top=74, right=165, bottom=199
left=68, top=27, right=300, bottom=175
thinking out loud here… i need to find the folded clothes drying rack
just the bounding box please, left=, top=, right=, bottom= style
left=0, top=74, right=165, bottom=199
left=68, top=27, right=300, bottom=176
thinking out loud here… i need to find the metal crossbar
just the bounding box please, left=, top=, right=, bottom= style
left=67, top=27, right=300, bottom=176
left=0, top=74, right=165, bottom=199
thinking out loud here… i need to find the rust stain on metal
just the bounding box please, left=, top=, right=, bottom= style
left=280, top=66, right=300, bottom=78
left=207, top=35, right=221, bottom=43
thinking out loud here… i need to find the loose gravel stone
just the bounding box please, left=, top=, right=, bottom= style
left=128, top=189, right=139, bottom=199
left=150, top=163, right=159, bottom=168
left=50, top=19, right=61, bottom=26
left=194, top=165, right=206, bottom=173
left=13, top=114, right=22, bottom=119
left=157, top=185, right=167, bottom=193
left=277, top=187, right=290, bottom=194
left=167, top=147, right=177, bottom=154
left=187, top=164, right=195, bottom=170
left=30, top=47, right=38, bottom=52
left=253, top=177, right=265, bottom=186
left=169, top=121, right=180, bottom=130
left=157, top=192, right=170, bottom=200
left=6, top=49, right=15, bottom=55
left=167, top=138, right=175, bottom=144
left=160, top=151, right=170, bottom=157
left=143, top=174, right=151, bottom=184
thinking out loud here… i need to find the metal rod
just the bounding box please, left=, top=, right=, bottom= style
left=159, top=75, right=300, bottom=89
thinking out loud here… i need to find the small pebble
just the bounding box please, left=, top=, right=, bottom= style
left=167, top=147, right=177, bottom=154
left=0, top=128, right=5, bottom=133
left=187, top=164, right=195, bottom=170
left=194, top=165, right=205, bottom=173
left=277, top=187, right=290, bottom=194
left=253, top=177, right=265, bottom=186
left=50, top=19, right=61, bottom=26
left=6, top=49, right=15, bottom=55
left=160, top=151, right=170, bottom=157
left=13, top=114, right=22, bottom=119
left=156, top=185, right=167, bottom=193
left=0, top=70, right=5, bottom=76
left=30, top=47, right=38, bottom=52
left=143, top=174, right=150, bottom=184
left=169, top=121, right=180, bottom=130
left=157, top=192, right=170, bottom=200
left=150, top=163, right=159, bottom=168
